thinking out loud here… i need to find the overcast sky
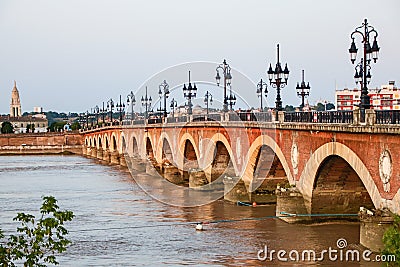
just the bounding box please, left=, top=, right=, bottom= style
left=0, top=0, right=399, bottom=113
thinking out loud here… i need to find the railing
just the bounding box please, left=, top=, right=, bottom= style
left=284, top=111, right=353, bottom=124
left=254, top=112, right=273, bottom=122
left=148, top=118, right=162, bottom=124
left=376, top=110, right=400, bottom=124
left=192, top=113, right=222, bottom=122
left=82, top=110, right=400, bottom=131
left=228, top=112, right=273, bottom=122
left=177, top=116, right=188, bottom=123
left=133, top=119, right=145, bottom=125
left=208, top=113, right=222, bottom=121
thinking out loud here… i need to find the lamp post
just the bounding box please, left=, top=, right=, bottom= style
left=215, top=59, right=232, bottom=112
left=78, top=113, right=82, bottom=128
left=295, top=70, right=311, bottom=110
left=158, top=80, right=170, bottom=118
left=126, top=91, right=136, bottom=121
left=116, top=95, right=125, bottom=123
left=94, top=105, right=99, bottom=125
left=349, top=18, right=380, bottom=112
left=141, top=86, right=152, bottom=119
left=267, top=44, right=290, bottom=111
left=256, top=79, right=268, bottom=111
left=107, top=98, right=114, bottom=125
left=183, top=71, right=197, bottom=115
left=170, top=98, right=177, bottom=118
left=204, top=91, right=213, bottom=115
left=100, top=102, right=106, bottom=124
left=226, top=87, right=236, bottom=111
left=90, top=108, right=94, bottom=127
left=85, top=110, right=89, bottom=128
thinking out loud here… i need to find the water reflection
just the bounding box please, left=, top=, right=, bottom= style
left=0, top=156, right=379, bottom=266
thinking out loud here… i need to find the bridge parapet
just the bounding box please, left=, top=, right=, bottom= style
left=80, top=109, right=400, bottom=133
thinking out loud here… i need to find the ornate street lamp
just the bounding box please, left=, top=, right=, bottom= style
left=158, top=80, right=170, bottom=118
left=349, top=18, right=380, bottom=111
left=226, top=87, right=236, bottom=111
left=170, top=98, right=177, bottom=118
left=126, top=91, right=136, bottom=121
left=94, top=105, right=100, bottom=125
left=100, top=102, right=106, bottom=124
left=204, top=91, right=213, bottom=115
left=116, top=95, right=125, bottom=123
left=256, top=79, right=268, bottom=111
left=107, top=98, right=114, bottom=125
left=78, top=113, right=83, bottom=128
left=215, top=59, right=232, bottom=112
left=79, top=112, right=85, bottom=129
left=90, top=108, right=94, bottom=127
left=267, top=44, right=289, bottom=111
left=295, top=70, right=311, bottom=110
left=85, top=110, right=89, bottom=128
left=141, top=86, right=152, bottom=119
left=183, top=71, right=197, bottom=115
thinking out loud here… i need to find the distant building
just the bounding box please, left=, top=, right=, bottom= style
left=0, top=81, right=48, bottom=133
left=335, top=81, right=400, bottom=110
left=33, top=106, right=43, bottom=113
left=0, top=115, right=48, bottom=133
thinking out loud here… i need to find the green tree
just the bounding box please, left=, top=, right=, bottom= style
left=70, top=122, right=81, bottom=131
left=284, top=105, right=295, bottom=112
left=1, top=122, right=14, bottom=134
left=315, top=103, right=325, bottom=111
left=382, top=214, right=400, bottom=266
left=314, top=102, right=335, bottom=111
left=26, top=123, right=35, bottom=133
left=326, top=103, right=335, bottom=111
left=0, top=196, right=74, bottom=266
left=48, top=122, right=66, bottom=132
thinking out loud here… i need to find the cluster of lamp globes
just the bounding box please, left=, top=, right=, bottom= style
left=100, top=19, right=381, bottom=119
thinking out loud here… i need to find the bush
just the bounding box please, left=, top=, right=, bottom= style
left=0, top=196, right=74, bottom=266
left=382, top=214, right=400, bottom=266
left=1, top=122, right=14, bottom=134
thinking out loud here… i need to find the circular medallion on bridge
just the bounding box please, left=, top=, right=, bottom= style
left=379, top=150, right=392, bottom=193
left=291, top=142, right=299, bottom=175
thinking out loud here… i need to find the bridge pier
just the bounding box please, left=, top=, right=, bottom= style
left=163, top=165, right=185, bottom=185
left=189, top=168, right=208, bottom=189
left=275, top=188, right=311, bottom=223
left=103, top=149, right=111, bottom=163
left=110, top=151, right=120, bottom=165
left=248, top=178, right=287, bottom=204
left=146, top=159, right=161, bottom=176
left=96, top=148, right=103, bottom=160
left=90, top=147, right=97, bottom=158
left=119, top=154, right=127, bottom=167
left=359, top=209, right=394, bottom=252
left=249, top=190, right=277, bottom=204
left=82, top=145, right=88, bottom=156
left=223, top=176, right=250, bottom=203
left=129, top=156, right=146, bottom=173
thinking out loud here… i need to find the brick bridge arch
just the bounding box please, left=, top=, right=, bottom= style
left=299, top=142, right=381, bottom=210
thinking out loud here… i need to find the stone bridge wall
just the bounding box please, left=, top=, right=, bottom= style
left=0, top=132, right=83, bottom=154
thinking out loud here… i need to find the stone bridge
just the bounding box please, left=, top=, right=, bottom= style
left=81, top=110, right=400, bottom=219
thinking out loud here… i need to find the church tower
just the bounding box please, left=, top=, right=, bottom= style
left=10, top=80, right=22, bottom=117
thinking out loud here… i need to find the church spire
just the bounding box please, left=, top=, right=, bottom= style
left=10, top=80, right=22, bottom=117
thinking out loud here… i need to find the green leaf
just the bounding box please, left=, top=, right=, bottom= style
left=1, top=196, right=74, bottom=266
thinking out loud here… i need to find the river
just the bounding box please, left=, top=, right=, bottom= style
left=0, top=155, right=381, bottom=266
